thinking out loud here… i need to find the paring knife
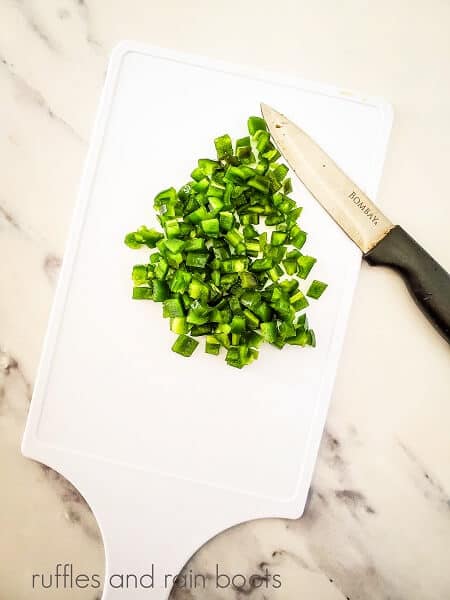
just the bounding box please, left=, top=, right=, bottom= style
left=261, top=103, right=450, bottom=343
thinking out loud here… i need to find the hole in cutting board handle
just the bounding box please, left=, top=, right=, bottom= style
left=20, top=456, right=106, bottom=596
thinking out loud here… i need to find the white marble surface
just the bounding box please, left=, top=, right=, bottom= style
left=1, top=1, right=449, bottom=599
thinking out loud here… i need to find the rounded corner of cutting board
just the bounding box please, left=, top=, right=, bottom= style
left=108, top=40, right=136, bottom=65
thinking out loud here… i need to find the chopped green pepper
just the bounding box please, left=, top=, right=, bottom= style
left=205, top=336, right=221, bottom=355
left=170, top=316, right=188, bottom=334
left=163, top=297, right=185, bottom=318
left=214, top=134, right=233, bottom=160
left=132, top=265, right=148, bottom=285
left=125, top=114, right=328, bottom=367
left=132, top=286, right=153, bottom=300
left=297, top=255, right=317, bottom=279
left=201, top=218, right=220, bottom=237
left=307, top=280, right=328, bottom=299
left=247, top=116, right=267, bottom=135
left=172, top=334, right=199, bottom=357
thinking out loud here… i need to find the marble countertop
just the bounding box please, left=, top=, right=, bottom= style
left=1, top=1, right=449, bottom=599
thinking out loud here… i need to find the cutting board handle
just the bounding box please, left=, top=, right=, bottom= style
left=97, top=488, right=215, bottom=599
left=22, top=447, right=246, bottom=599
left=99, top=520, right=200, bottom=598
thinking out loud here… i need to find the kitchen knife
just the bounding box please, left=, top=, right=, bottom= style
left=261, top=103, right=450, bottom=344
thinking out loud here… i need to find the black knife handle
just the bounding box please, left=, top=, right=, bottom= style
left=364, top=226, right=450, bottom=343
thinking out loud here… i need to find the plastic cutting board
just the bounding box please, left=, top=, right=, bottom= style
left=22, top=42, right=393, bottom=598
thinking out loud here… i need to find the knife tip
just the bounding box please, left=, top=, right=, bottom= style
left=260, top=102, right=270, bottom=117
left=260, top=102, right=284, bottom=124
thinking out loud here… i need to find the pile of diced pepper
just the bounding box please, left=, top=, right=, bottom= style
left=125, top=116, right=327, bottom=368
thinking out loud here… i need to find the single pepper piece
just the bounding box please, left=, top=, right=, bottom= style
left=169, top=269, right=192, bottom=294
left=205, top=336, right=221, bottom=355
left=251, top=258, right=273, bottom=272
left=235, top=136, right=252, bottom=160
left=163, top=298, right=185, bottom=318
left=214, top=134, right=233, bottom=161
left=261, top=321, right=277, bottom=343
left=201, top=218, right=220, bottom=237
left=132, top=265, right=148, bottom=285
left=152, top=280, right=169, bottom=302
left=247, top=116, right=267, bottom=135
left=307, top=280, right=328, bottom=299
left=170, top=317, right=188, bottom=334
left=218, top=211, right=233, bottom=232
left=172, top=334, right=199, bottom=357
left=125, top=227, right=164, bottom=249
left=297, top=255, right=317, bottom=279
left=132, top=286, right=153, bottom=300
left=290, top=290, right=309, bottom=311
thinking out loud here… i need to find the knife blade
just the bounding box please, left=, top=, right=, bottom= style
left=261, top=103, right=450, bottom=343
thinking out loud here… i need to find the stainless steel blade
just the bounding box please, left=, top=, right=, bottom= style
left=260, top=103, right=393, bottom=253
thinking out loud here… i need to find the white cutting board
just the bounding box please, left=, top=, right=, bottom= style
left=22, top=42, right=392, bottom=598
